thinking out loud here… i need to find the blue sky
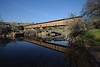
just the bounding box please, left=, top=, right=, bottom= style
left=0, top=0, right=86, bottom=23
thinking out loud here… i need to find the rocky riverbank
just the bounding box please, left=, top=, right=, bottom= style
left=0, top=31, right=24, bottom=38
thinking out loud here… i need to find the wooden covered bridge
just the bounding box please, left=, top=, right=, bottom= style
left=24, top=16, right=81, bottom=29
left=24, top=16, right=82, bottom=38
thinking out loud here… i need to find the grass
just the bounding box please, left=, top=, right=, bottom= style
left=88, top=29, right=100, bottom=45
left=88, top=29, right=100, bottom=39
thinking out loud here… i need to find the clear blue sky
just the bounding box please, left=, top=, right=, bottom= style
left=0, top=0, right=86, bottom=23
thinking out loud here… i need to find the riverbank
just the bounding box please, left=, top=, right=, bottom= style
left=86, top=29, right=100, bottom=66
left=0, top=31, right=24, bottom=38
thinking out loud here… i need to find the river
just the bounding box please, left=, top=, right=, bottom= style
left=0, top=38, right=98, bottom=67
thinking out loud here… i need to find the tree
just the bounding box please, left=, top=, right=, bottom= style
left=0, top=17, right=3, bottom=22
left=82, top=0, right=100, bottom=28
left=65, top=13, right=86, bottom=43
left=76, top=31, right=95, bottom=46
left=68, top=12, right=77, bottom=18
left=32, top=22, right=35, bottom=24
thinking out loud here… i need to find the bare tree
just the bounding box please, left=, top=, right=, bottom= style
left=65, top=13, right=86, bottom=43
left=82, top=0, right=100, bottom=28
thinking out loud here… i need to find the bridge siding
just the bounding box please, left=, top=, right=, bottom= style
left=24, top=17, right=81, bottom=29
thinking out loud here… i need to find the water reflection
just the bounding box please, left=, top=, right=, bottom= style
left=25, top=39, right=99, bottom=67
left=0, top=39, right=69, bottom=67
left=0, top=38, right=99, bottom=67
left=46, top=41, right=69, bottom=46
left=0, top=38, right=11, bottom=47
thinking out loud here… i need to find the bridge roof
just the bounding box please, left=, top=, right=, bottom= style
left=24, top=16, right=81, bottom=27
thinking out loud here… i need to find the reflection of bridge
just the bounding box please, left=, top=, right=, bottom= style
left=24, top=39, right=98, bottom=67
left=25, top=39, right=73, bottom=54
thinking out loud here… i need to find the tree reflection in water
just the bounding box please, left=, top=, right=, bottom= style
left=64, top=46, right=99, bottom=67
left=0, top=38, right=11, bottom=47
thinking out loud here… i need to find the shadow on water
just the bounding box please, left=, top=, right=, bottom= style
left=0, top=37, right=99, bottom=67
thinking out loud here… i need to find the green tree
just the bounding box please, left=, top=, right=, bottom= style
left=76, top=31, right=95, bottom=46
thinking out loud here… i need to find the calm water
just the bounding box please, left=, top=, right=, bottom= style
left=0, top=38, right=98, bottom=67
left=0, top=39, right=70, bottom=67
